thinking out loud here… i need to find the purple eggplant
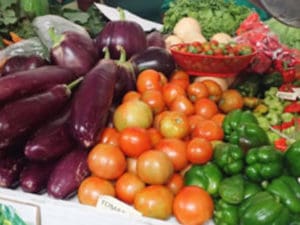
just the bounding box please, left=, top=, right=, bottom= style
left=70, top=59, right=117, bottom=148
left=50, top=29, right=99, bottom=76
left=24, top=106, right=75, bottom=162
left=47, top=148, right=90, bottom=199
left=146, top=31, right=166, bottom=48
left=130, top=46, right=176, bottom=78
left=0, top=84, right=72, bottom=152
left=112, top=46, right=136, bottom=105
left=94, top=9, right=147, bottom=60
left=0, top=65, right=77, bottom=104
left=20, top=161, right=57, bottom=193
left=0, top=153, right=25, bottom=188
left=0, top=55, right=49, bottom=76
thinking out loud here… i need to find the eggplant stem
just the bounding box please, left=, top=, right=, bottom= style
left=102, top=47, right=111, bottom=59
left=117, top=45, right=127, bottom=63
left=48, top=27, right=63, bottom=46
left=117, top=7, right=126, bottom=20
left=67, top=77, right=84, bottom=91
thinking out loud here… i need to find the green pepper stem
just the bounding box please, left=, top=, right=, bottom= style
left=102, top=46, right=111, bottom=59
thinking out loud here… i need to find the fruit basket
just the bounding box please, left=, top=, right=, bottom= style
left=170, top=42, right=257, bottom=77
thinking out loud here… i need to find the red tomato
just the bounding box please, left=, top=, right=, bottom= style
left=115, top=172, right=145, bottom=205
left=141, top=89, right=166, bottom=114
left=166, top=173, right=184, bottom=195
left=119, top=127, right=152, bottom=158
left=155, top=138, right=188, bottom=171
left=173, top=186, right=214, bottom=225
left=99, top=127, right=120, bottom=146
left=194, top=98, right=219, bottom=119
left=87, top=144, right=127, bottom=180
left=162, top=82, right=186, bottom=107
left=136, top=69, right=166, bottom=93
left=134, top=185, right=174, bottom=220
left=169, top=95, right=195, bottom=116
left=186, top=137, right=213, bottom=164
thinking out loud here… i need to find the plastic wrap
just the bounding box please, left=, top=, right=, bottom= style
left=0, top=38, right=48, bottom=68
left=32, top=15, right=91, bottom=50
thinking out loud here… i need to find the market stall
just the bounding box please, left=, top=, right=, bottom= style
left=0, top=0, right=300, bottom=225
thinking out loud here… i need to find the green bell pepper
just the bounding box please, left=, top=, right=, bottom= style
left=266, top=175, right=300, bottom=214
left=184, top=162, right=223, bottom=197
left=235, top=74, right=261, bottom=97
left=222, top=109, right=258, bottom=139
left=245, top=145, right=283, bottom=182
left=222, top=109, right=269, bottom=151
left=213, top=142, right=244, bottom=175
left=218, top=174, right=245, bottom=205
left=243, top=179, right=262, bottom=199
left=284, top=140, right=300, bottom=177
left=20, top=0, right=49, bottom=17
left=213, top=199, right=239, bottom=225
left=239, top=191, right=292, bottom=225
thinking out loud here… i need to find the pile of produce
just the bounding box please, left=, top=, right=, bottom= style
left=0, top=1, right=300, bottom=225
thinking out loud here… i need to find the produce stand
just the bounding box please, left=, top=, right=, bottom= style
left=0, top=1, right=300, bottom=225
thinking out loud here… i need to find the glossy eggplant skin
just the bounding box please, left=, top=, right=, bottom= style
left=0, top=55, right=48, bottom=76
left=146, top=31, right=166, bottom=48
left=47, top=148, right=90, bottom=199
left=20, top=161, right=56, bottom=193
left=70, top=59, right=117, bottom=148
left=0, top=65, right=76, bottom=104
left=0, top=153, right=25, bottom=188
left=130, top=46, right=176, bottom=78
left=0, top=84, right=71, bottom=152
left=95, top=20, right=147, bottom=60
left=50, top=31, right=99, bottom=76
left=24, top=107, right=75, bottom=162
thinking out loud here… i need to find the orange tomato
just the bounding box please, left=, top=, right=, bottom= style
left=119, top=127, right=152, bottom=158
left=127, top=157, right=138, bottom=175
left=173, top=186, right=214, bottom=225
left=192, top=119, right=224, bottom=141
left=188, top=114, right=206, bottom=131
left=211, top=113, right=226, bottom=127
left=136, top=69, right=166, bottom=93
left=194, top=98, right=219, bottom=119
left=115, top=172, right=145, bottom=205
left=162, top=82, right=186, bottom=107
left=155, top=138, right=188, bottom=171
left=169, top=69, right=190, bottom=90
left=134, top=185, right=174, bottom=220
left=166, top=173, right=184, bottom=195
left=186, top=137, right=213, bottom=164
left=99, top=127, right=120, bottom=146
left=122, top=91, right=141, bottom=103
left=137, top=150, right=174, bottom=185
left=201, top=79, right=223, bottom=102
left=158, top=111, right=190, bottom=139
left=147, top=127, right=163, bottom=147
left=169, top=95, right=195, bottom=116
left=187, top=81, right=209, bottom=102
left=87, top=144, right=127, bottom=180
left=218, top=89, right=244, bottom=113
left=141, top=89, right=165, bottom=114
left=78, top=176, right=115, bottom=206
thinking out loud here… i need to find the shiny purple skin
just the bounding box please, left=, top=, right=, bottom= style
left=20, top=161, right=57, bottom=193
left=47, top=148, right=90, bottom=199
left=130, top=46, right=176, bottom=78
left=0, top=84, right=71, bottom=151
left=24, top=107, right=75, bottom=162
left=70, top=59, right=117, bottom=148
left=113, top=62, right=136, bottom=105
left=0, top=65, right=76, bottom=104
left=51, top=31, right=99, bottom=76
left=146, top=31, right=166, bottom=48
left=0, top=154, right=25, bottom=188
left=0, top=55, right=48, bottom=76
left=95, top=20, right=147, bottom=60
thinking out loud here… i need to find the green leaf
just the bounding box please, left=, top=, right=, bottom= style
left=0, top=0, right=17, bottom=10
left=63, top=10, right=90, bottom=24
left=2, top=9, right=18, bottom=25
